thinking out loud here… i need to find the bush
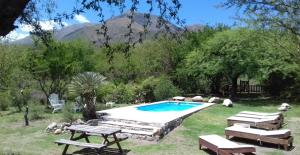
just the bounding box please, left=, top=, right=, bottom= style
left=139, top=76, right=160, bottom=102
left=0, top=91, right=11, bottom=111
left=153, top=77, right=180, bottom=101
left=113, top=83, right=136, bottom=104
left=96, top=82, right=116, bottom=103
left=11, top=88, right=30, bottom=112
left=62, top=103, right=77, bottom=123
left=28, top=102, right=44, bottom=120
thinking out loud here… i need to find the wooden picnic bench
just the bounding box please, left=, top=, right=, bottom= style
left=54, top=124, right=128, bottom=155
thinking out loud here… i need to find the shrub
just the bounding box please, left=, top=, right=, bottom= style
left=139, top=76, right=160, bottom=102
left=11, top=88, right=30, bottom=112
left=114, top=83, right=136, bottom=104
left=62, top=103, right=76, bottom=123
left=96, top=82, right=116, bottom=103
left=28, top=102, right=44, bottom=120
left=0, top=91, right=11, bottom=111
left=153, top=77, right=180, bottom=101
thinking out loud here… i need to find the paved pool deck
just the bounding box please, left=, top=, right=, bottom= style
left=97, top=101, right=214, bottom=126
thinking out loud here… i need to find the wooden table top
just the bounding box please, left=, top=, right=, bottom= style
left=66, top=124, right=121, bottom=135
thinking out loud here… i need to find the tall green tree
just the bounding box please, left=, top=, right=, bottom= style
left=222, top=0, right=300, bottom=47
left=24, top=40, right=94, bottom=102
left=185, top=29, right=261, bottom=98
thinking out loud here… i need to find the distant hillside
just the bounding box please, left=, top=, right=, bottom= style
left=13, top=12, right=200, bottom=45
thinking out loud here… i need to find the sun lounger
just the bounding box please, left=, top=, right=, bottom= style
left=172, top=96, right=185, bottom=101
left=225, top=126, right=293, bottom=150
left=199, top=135, right=256, bottom=155
left=239, top=111, right=282, bottom=116
left=227, top=115, right=281, bottom=130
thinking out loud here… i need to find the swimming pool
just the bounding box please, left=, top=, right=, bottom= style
left=137, top=101, right=203, bottom=112
left=97, top=101, right=214, bottom=140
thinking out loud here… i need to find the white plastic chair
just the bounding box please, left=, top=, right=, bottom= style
left=49, top=93, right=65, bottom=113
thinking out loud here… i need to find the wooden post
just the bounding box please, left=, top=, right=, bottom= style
left=24, top=106, right=29, bottom=126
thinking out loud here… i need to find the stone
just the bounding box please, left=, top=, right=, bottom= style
left=146, top=136, right=155, bottom=141
left=47, top=122, right=57, bottom=130
left=172, top=96, right=185, bottom=101
left=278, top=106, right=288, bottom=111
left=192, top=96, right=203, bottom=102
left=208, top=97, right=221, bottom=103
left=76, top=119, right=85, bottom=124
left=223, top=99, right=233, bottom=107
left=281, top=103, right=290, bottom=109
left=54, top=129, right=62, bottom=134
left=106, top=101, right=115, bottom=107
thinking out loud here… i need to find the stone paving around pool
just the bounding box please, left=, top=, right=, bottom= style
left=96, top=101, right=214, bottom=141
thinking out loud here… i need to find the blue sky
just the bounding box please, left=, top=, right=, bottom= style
left=7, top=0, right=238, bottom=40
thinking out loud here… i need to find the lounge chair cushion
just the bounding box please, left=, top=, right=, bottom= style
left=199, top=135, right=254, bottom=149
left=239, top=111, right=281, bottom=116
left=226, top=126, right=291, bottom=139
left=227, top=116, right=276, bottom=123
left=235, top=113, right=280, bottom=120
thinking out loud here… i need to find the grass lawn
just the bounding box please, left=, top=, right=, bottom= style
left=0, top=100, right=299, bottom=155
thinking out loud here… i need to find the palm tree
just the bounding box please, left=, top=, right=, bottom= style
left=69, top=72, right=106, bottom=121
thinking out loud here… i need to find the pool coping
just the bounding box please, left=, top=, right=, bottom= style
left=97, top=101, right=215, bottom=127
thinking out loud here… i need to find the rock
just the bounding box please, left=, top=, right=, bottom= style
left=47, top=122, right=57, bottom=130
left=192, top=96, right=203, bottom=102
left=172, top=96, right=185, bottom=101
left=278, top=106, right=288, bottom=111
left=63, top=126, right=68, bottom=131
left=281, top=103, right=291, bottom=109
left=76, top=119, right=85, bottom=124
left=106, top=101, right=115, bottom=107
left=223, top=99, right=233, bottom=107
left=208, top=97, right=221, bottom=103
left=146, top=136, right=155, bottom=141
left=54, top=129, right=62, bottom=134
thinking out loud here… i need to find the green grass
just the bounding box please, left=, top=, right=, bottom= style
left=0, top=101, right=299, bottom=155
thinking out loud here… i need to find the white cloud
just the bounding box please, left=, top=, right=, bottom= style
left=2, top=20, right=69, bottom=42
left=19, top=20, right=68, bottom=33
left=74, top=14, right=90, bottom=23
left=4, top=30, right=29, bottom=41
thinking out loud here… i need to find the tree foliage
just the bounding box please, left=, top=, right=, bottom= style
left=222, top=0, right=300, bottom=41
left=185, top=29, right=261, bottom=97
left=24, top=40, right=95, bottom=100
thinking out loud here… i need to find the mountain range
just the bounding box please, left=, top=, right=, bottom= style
left=13, top=12, right=202, bottom=45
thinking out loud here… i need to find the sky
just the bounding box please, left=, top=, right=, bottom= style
left=6, top=0, right=238, bottom=41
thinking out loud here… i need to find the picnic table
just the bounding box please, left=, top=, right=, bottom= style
left=55, top=124, right=128, bottom=155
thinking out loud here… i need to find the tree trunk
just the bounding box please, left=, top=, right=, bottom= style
left=82, top=93, right=97, bottom=121
left=230, top=76, right=239, bottom=100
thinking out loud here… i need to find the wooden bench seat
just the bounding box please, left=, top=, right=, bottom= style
left=55, top=139, right=106, bottom=149
left=87, top=132, right=128, bottom=141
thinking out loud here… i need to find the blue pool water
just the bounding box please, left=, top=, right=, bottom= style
left=137, top=101, right=202, bottom=112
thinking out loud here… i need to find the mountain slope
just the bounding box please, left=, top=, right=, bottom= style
left=13, top=12, right=182, bottom=45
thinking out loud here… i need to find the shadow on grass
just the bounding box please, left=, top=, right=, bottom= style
left=71, top=148, right=131, bottom=155
left=235, top=99, right=283, bottom=107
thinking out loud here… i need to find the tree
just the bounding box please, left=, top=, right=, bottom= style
left=185, top=29, right=261, bottom=98
left=24, top=40, right=94, bottom=103
left=222, top=0, right=300, bottom=46
left=175, top=25, right=228, bottom=94
left=69, top=72, right=106, bottom=121
left=255, top=31, right=300, bottom=98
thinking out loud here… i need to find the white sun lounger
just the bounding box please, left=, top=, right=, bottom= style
left=239, top=111, right=281, bottom=116
left=235, top=113, right=280, bottom=120
left=199, top=135, right=256, bottom=155
left=227, top=116, right=281, bottom=130
left=225, top=126, right=293, bottom=150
